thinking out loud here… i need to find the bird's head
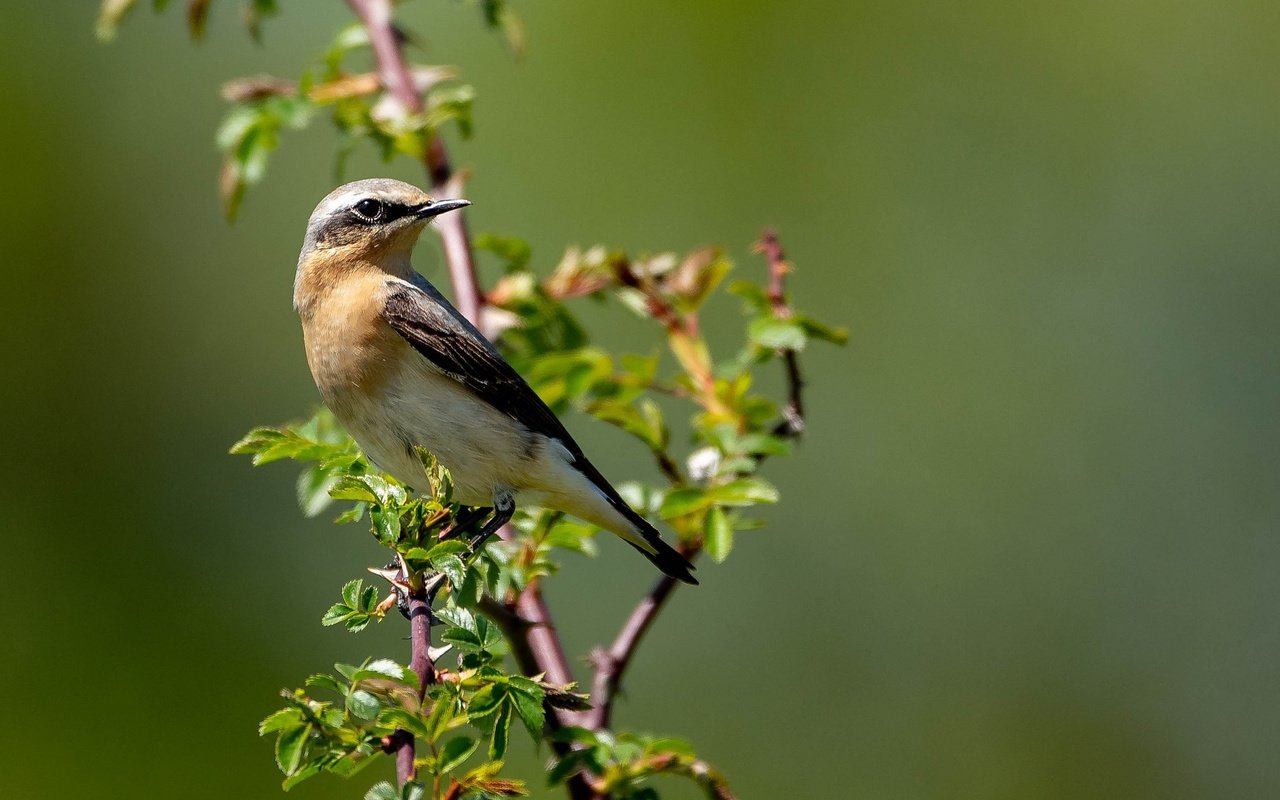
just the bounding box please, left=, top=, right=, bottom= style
left=298, top=178, right=470, bottom=264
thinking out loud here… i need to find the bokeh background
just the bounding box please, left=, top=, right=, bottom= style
left=2, top=2, right=1278, bottom=798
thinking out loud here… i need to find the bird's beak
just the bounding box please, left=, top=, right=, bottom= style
left=413, top=198, right=471, bottom=219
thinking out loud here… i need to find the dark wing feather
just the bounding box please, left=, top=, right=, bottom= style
left=382, top=282, right=582, bottom=457
left=382, top=280, right=697, bottom=584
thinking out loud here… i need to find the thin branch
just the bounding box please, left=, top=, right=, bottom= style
left=585, top=551, right=690, bottom=731
left=346, top=0, right=483, bottom=325
left=756, top=228, right=805, bottom=437
left=393, top=585, right=434, bottom=784
left=586, top=228, right=811, bottom=736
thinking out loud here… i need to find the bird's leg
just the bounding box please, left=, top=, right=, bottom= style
left=437, top=505, right=490, bottom=542
left=467, top=491, right=515, bottom=554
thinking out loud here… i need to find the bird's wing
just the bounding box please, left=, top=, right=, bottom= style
left=381, top=281, right=583, bottom=458
left=382, top=280, right=698, bottom=584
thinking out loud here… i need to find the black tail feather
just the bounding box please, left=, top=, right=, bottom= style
left=625, top=537, right=698, bottom=585
left=570, top=456, right=699, bottom=584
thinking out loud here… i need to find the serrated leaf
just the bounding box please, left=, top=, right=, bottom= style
left=467, top=684, right=503, bottom=720
left=304, top=673, right=344, bottom=694
left=507, top=681, right=544, bottom=740
left=329, top=476, right=378, bottom=504
left=441, top=627, right=482, bottom=651
left=426, top=540, right=471, bottom=559
left=363, top=659, right=412, bottom=681
left=402, top=782, right=427, bottom=800
left=321, top=603, right=354, bottom=627
left=259, top=708, right=303, bottom=735
left=274, top=723, right=309, bottom=775
left=381, top=708, right=431, bottom=739
left=364, top=782, right=398, bottom=800
left=432, top=554, right=467, bottom=587
left=347, top=688, right=382, bottom=720
left=437, top=735, right=478, bottom=775
left=341, top=579, right=362, bottom=609
left=280, top=761, right=321, bottom=790
left=370, top=507, right=402, bottom=544
left=489, top=701, right=512, bottom=760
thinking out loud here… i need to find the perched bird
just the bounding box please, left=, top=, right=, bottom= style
left=294, top=178, right=697, bottom=584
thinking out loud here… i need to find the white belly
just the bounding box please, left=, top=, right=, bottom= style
left=330, top=356, right=533, bottom=507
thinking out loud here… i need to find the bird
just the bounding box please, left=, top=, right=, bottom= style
left=293, top=178, right=697, bottom=584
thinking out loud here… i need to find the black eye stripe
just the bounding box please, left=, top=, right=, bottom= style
left=350, top=198, right=412, bottom=224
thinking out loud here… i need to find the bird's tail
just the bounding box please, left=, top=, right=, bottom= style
left=615, top=511, right=698, bottom=585
left=623, top=532, right=699, bottom=585
left=568, top=458, right=698, bottom=584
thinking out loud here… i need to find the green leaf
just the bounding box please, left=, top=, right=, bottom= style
left=728, top=279, right=770, bottom=312
left=364, top=782, right=398, bottom=800
left=297, top=465, right=337, bottom=517
left=489, top=701, right=512, bottom=760
left=370, top=507, right=402, bottom=545
left=437, top=735, right=478, bottom=775
left=274, top=723, right=309, bottom=775
left=259, top=708, right=302, bottom=735
left=506, top=678, right=545, bottom=740
left=736, top=432, right=792, bottom=457
left=347, top=688, right=382, bottom=720
left=362, top=659, right=413, bottom=682
left=328, top=477, right=377, bottom=503
left=467, top=684, right=503, bottom=720
left=432, top=554, right=467, bottom=588
left=704, top=506, right=734, bottom=563
left=799, top=314, right=849, bottom=345
left=280, top=761, right=321, bottom=790
left=749, top=317, right=808, bottom=351
left=321, top=603, right=353, bottom=627
left=645, top=736, right=697, bottom=757
left=435, top=605, right=478, bottom=634
left=710, top=477, right=779, bottom=506
left=660, top=487, right=714, bottom=519
left=304, top=673, right=344, bottom=694
left=381, top=708, right=431, bottom=739
left=333, top=503, right=367, bottom=524
left=426, top=540, right=471, bottom=559
left=401, top=782, right=427, bottom=800
left=424, top=690, right=458, bottom=741
left=341, top=579, right=362, bottom=609
left=441, top=626, right=483, bottom=652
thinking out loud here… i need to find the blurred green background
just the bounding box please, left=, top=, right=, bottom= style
left=2, top=1, right=1277, bottom=798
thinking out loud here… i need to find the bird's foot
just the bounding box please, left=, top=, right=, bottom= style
left=437, top=506, right=490, bottom=542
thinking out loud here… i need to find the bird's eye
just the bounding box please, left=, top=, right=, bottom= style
left=353, top=198, right=384, bottom=220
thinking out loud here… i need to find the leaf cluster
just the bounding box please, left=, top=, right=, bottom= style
left=259, top=652, right=574, bottom=796
left=549, top=729, right=732, bottom=800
